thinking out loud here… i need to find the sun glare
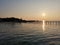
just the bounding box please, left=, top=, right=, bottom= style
left=42, top=13, right=46, bottom=17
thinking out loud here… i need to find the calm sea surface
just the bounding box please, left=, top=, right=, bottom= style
left=0, top=22, right=60, bottom=45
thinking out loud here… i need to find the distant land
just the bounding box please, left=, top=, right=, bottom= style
left=0, top=17, right=40, bottom=23
left=0, top=17, right=60, bottom=23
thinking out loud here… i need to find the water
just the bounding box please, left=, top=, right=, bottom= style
left=0, top=22, right=60, bottom=45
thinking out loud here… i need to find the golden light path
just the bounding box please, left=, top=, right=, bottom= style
left=42, top=20, right=45, bottom=32
left=42, top=13, right=46, bottom=32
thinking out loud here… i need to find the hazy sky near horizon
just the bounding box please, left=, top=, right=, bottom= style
left=0, top=0, right=60, bottom=20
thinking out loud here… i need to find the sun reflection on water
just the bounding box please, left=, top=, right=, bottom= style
left=42, top=20, right=45, bottom=32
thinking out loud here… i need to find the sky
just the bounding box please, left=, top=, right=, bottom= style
left=0, top=0, right=60, bottom=21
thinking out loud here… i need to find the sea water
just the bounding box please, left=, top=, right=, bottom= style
left=0, top=22, right=60, bottom=45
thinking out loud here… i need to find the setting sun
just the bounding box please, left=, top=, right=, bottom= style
left=42, top=13, right=46, bottom=17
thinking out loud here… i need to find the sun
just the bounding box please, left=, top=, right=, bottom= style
left=42, top=13, right=46, bottom=17
left=42, top=12, right=46, bottom=20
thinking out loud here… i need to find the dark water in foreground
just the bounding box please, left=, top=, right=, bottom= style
left=0, top=22, right=60, bottom=45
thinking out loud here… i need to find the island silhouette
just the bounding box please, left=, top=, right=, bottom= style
left=0, top=17, right=60, bottom=24
left=0, top=17, right=40, bottom=23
